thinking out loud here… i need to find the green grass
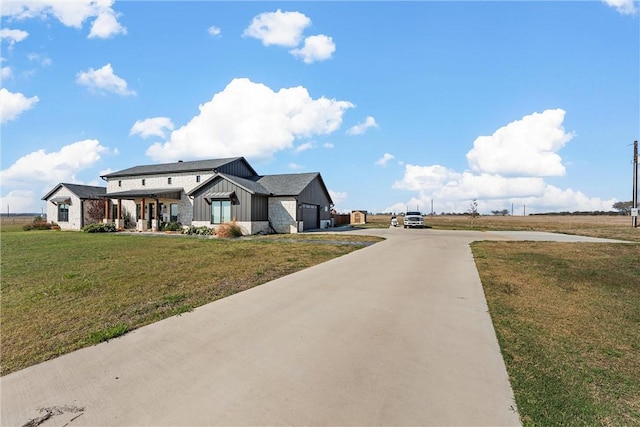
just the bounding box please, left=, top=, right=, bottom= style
left=473, top=241, right=640, bottom=426
left=0, top=230, right=379, bottom=375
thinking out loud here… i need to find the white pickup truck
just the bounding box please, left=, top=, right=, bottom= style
left=403, top=211, right=424, bottom=228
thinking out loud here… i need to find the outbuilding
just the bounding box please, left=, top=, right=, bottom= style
left=42, top=183, right=107, bottom=230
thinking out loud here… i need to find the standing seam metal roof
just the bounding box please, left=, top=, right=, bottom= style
left=100, top=157, right=254, bottom=178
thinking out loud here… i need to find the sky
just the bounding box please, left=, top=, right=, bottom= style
left=1, top=0, right=638, bottom=215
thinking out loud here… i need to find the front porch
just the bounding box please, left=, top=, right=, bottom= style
left=103, top=188, right=184, bottom=232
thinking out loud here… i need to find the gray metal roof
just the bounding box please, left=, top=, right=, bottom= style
left=101, top=157, right=255, bottom=178
left=42, top=183, right=106, bottom=201
left=106, top=188, right=183, bottom=200
left=256, top=173, right=320, bottom=196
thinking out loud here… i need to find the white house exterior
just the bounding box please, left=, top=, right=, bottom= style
left=42, top=183, right=107, bottom=230
left=100, top=157, right=333, bottom=235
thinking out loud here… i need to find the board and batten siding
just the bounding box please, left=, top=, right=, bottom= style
left=192, top=177, right=267, bottom=222
left=297, top=176, right=332, bottom=221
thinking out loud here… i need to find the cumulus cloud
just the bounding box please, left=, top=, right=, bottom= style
left=130, top=117, right=175, bottom=139
left=1, top=0, right=127, bottom=39
left=347, top=116, right=378, bottom=135
left=0, top=139, right=108, bottom=185
left=329, top=190, right=347, bottom=207
left=375, top=153, right=395, bottom=167
left=1, top=66, right=12, bottom=79
left=0, top=190, right=37, bottom=214
left=288, top=162, right=304, bottom=170
left=290, top=34, right=335, bottom=63
left=466, top=109, right=573, bottom=177
left=388, top=109, right=614, bottom=214
left=27, top=53, right=52, bottom=67
left=323, top=142, right=334, bottom=148
left=76, top=63, right=136, bottom=96
left=0, top=88, right=39, bottom=123
left=243, top=9, right=311, bottom=47
left=603, top=0, right=637, bottom=15
left=146, top=78, right=353, bottom=162
left=0, top=28, right=29, bottom=48
left=208, top=25, right=221, bottom=37
left=294, top=141, right=316, bottom=153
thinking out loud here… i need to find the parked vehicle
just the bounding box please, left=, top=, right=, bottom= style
left=391, top=216, right=398, bottom=227
left=403, top=211, right=424, bottom=228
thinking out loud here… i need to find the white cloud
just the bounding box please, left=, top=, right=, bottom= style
left=375, top=153, right=395, bottom=167
left=0, top=139, right=108, bottom=185
left=88, top=9, right=127, bottom=39
left=0, top=88, right=39, bottom=123
left=0, top=190, right=37, bottom=213
left=603, top=0, right=638, bottom=15
left=1, top=0, right=127, bottom=39
left=288, top=162, right=304, bottom=170
left=0, top=28, right=29, bottom=48
left=347, top=116, right=378, bottom=135
left=388, top=109, right=613, bottom=214
left=130, top=117, right=175, bottom=139
left=329, top=190, right=347, bottom=207
left=27, top=53, right=52, bottom=66
left=146, top=78, right=353, bottom=162
left=243, top=9, right=310, bottom=47
left=76, top=63, right=136, bottom=96
left=208, top=25, right=221, bottom=37
left=1, top=66, right=12, bottom=79
left=466, top=109, right=573, bottom=177
left=290, top=34, right=335, bottom=63
left=294, top=141, right=316, bottom=153
left=323, top=142, right=334, bottom=148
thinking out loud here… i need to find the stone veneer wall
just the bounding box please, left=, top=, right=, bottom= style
left=46, top=188, right=82, bottom=230
left=106, top=171, right=213, bottom=227
left=268, top=197, right=298, bottom=234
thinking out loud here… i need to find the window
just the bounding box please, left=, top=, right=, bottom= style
left=211, top=200, right=231, bottom=224
left=168, top=177, right=172, bottom=184
left=58, top=203, right=69, bottom=222
left=196, top=175, right=201, bottom=183
left=170, top=203, right=179, bottom=222
left=118, top=180, right=122, bottom=187
left=142, top=179, right=146, bottom=186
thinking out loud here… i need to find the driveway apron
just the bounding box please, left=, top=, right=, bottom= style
left=2, top=228, right=523, bottom=426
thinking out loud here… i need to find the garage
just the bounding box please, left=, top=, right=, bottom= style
left=301, top=203, right=319, bottom=230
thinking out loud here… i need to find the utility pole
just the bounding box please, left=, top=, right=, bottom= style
left=633, top=141, right=638, bottom=228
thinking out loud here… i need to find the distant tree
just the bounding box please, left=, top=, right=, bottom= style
left=491, top=209, right=510, bottom=216
left=85, top=199, right=105, bottom=224
left=468, top=199, right=479, bottom=226
left=612, top=201, right=634, bottom=215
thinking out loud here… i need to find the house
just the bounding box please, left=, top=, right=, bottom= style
left=99, top=157, right=333, bottom=234
left=42, top=183, right=107, bottom=230
left=350, top=210, right=367, bottom=225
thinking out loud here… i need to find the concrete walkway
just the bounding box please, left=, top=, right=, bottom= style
left=1, top=229, right=622, bottom=426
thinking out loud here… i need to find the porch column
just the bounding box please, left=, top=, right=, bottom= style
left=138, top=198, right=147, bottom=231
left=152, top=199, right=159, bottom=231
left=103, top=199, right=111, bottom=224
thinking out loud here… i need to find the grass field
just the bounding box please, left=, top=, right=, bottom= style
left=2, top=214, right=639, bottom=425
left=0, top=226, right=380, bottom=375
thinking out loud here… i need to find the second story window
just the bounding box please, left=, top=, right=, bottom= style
left=118, top=180, right=122, bottom=187
left=142, top=179, right=146, bottom=186
left=168, top=177, right=172, bottom=184
left=196, top=175, right=201, bottom=183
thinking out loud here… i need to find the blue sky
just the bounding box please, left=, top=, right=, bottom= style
left=1, top=0, right=638, bottom=215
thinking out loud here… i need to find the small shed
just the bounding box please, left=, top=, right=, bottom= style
left=350, top=210, right=367, bottom=225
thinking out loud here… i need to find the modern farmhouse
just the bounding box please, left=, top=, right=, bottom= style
left=43, top=157, right=333, bottom=234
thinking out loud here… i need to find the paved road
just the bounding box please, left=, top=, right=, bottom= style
left=3, top=228, right=620, bottom=426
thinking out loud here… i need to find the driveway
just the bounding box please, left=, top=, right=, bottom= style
left=1, top=229, right=622, bottom=426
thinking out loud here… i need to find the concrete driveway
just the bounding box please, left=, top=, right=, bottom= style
left=1, top=228, right=623, bottom=426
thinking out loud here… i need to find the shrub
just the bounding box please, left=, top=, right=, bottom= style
left=182, top=225, right=214, bottom=236
left=23, top=221, right=55, bottom=231
left=82, top=223, right=116, bottom=233
left=217, top=222, right=243, bottom=238
left=161, top=221, right=182, bottom=232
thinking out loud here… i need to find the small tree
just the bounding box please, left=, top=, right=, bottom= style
left=612, top=201, right=633, bottom=215
left=468, top=199, right=479, bottom=226
left=85, top=199, right=106, bottom=224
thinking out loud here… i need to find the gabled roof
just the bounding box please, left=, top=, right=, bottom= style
left=256, top=173, right=323, bottom=197
left=188, top=172, right=269, bottom=196
left=42, top=183, right=106, bottom=201
left=100, top=157, right=257, bottom=179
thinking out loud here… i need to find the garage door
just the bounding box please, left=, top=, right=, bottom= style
left=301, top=204, right=319, bottom=230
